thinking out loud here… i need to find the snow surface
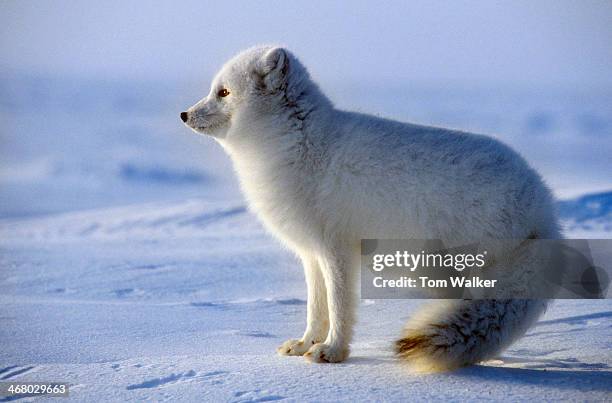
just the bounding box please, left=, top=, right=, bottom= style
left=1, top=201, right=611, bottom=402
left=1, top=75, right=611, bottom=401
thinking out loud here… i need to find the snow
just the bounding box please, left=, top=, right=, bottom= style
left=558, top=191, right=612, bottom=237
left=1, top=201, right=611, bottom=401
left=1, top=75, right=611, bottom=401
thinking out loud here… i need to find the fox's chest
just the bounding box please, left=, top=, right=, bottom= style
left=237, top=163, right=323, bottom=250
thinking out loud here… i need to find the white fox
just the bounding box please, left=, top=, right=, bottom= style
left=181, top=46, right=560, bottom=371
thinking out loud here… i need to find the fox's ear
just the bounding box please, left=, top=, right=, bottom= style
left=256, top=47, right=289, bottom=91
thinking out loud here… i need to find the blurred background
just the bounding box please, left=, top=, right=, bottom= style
left=1, top=0, right=611, bottom=218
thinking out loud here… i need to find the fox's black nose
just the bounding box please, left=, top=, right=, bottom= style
left=180, top=111, right=188, bottom=122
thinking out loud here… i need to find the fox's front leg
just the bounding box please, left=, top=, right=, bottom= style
left=304, top=249, right=356, bottom=363
left=277, top=254, right=329, bottom=356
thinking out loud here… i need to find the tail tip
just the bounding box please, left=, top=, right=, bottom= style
left=394, top=333, right=472, bottom=373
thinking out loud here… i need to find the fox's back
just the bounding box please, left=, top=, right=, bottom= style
left=317, top=110, right=559, bottom=241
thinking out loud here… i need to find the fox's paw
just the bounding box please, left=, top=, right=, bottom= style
left=304, top=343, right=349, bottom=363
left=277, top=339, right=313, bottom=356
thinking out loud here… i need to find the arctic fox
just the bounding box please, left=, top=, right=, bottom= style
left=181, top=46, right=560, bottom=371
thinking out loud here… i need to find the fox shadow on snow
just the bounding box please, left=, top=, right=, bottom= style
left=455, top=365, right=612, bottom=392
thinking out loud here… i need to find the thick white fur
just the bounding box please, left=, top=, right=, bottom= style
left=183, top=46, right=560, bottom=370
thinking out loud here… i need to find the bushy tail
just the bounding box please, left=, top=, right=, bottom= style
left=395, top=298, right=547, bottom=372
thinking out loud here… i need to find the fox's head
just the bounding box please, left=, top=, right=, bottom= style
left=181, top=46, right=325, bottom=143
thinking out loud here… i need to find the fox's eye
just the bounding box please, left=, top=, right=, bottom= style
left=217, top=88, right=230, bottom=98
